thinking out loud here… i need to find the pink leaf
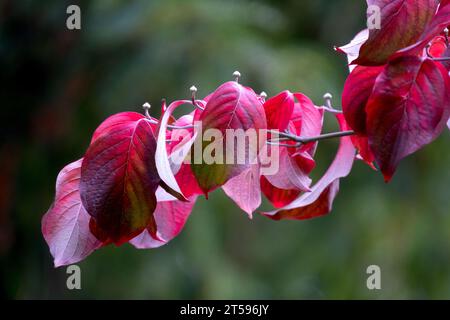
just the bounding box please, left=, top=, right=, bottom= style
left=167, top=114, right=197, bottom=175
left=222, top=164, right=261, bottom=218
left=264, top=147, right=312, bottom=192
left=366, top=55, right=450, bottom=181
left=80, top=112, right=160, bottom=245
left=263, top=114, right=355, bottom=220
left=354, top=0, right=438, bottom=66
left=156, top=100, right=193, bottom=201
left=335, top=29, right=369, bottom=71
left=164, top=111, right=204, bottom=198
left=42, top=159, right=102, bottom=267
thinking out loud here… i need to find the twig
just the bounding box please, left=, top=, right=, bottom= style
left=267, top=129, right=355, bottom=146
left=167, top=124, right=195, bottom=130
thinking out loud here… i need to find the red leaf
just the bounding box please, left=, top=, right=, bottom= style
left=42, top=159, right=102, bottom=267
left=80, top=112, right=160, bottom=245
left=264, top=91, right=295, bottom=132
left=292, top=151, right=316, bottom=174
left=429, top=36, right=448, bottom=57
left=260, top=92, right=322, bottom=208
left=395, top=1, right=450, bottom=57
left=260, top=176, right=300, bottom=208
left=335, top=29, right=369, bottom=72
left=342, top=66, right=385, bottom=134
left=263, top=114, right=355, bottom=220
left=191, top=81, right=267, bottom=194
left=167, top=114, right=197, bottom=174
left=176, top=163, right=203, bottom=198
left=366, top=55, right=450, bottom=181
left=130, top=195, right=197, bottom=249
left=341, top=65, right=382, bottom=169
left=132, top=123, right=202, bottom=249
left=222, top=164, right=261, bottom=218
left=292, top=93, right=324, bottom=154
left=352, top=136, right=377, bottom=169
left=90, top=112, right=156, bottom=144
left=354, top=0, right=438, bottom=66
left=428, top=36, right=450, bottom=71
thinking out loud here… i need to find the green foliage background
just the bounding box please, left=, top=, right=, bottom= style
left=1, top=0, right=449, bottom=299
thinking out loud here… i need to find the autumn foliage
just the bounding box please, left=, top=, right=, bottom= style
left=43, top=0, right=450, bottom=267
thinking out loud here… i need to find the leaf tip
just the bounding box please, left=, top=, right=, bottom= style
left=382, top=170, right=394, bottom=183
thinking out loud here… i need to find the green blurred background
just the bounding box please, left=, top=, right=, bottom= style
left=1, top=0, right=449, bottom=299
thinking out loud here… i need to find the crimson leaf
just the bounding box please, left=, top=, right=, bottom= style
left=342, top=65, right=384, bottom=134
left=130, top=195, right=197, bottom=249
left=191, top=81, right=267, bottom=195
left=366, top=55, right=450, bottom=181
left=263, top=114, right=355, bottom=220
left=260, top=176, right=300, bottom=208
left=354, top=0, right=438, bottom=66
left=395, top=1, right=450, bottom=58
left=80, top=112, right=160, bottom=245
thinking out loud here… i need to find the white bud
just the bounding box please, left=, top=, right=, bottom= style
left=323, top=93, right=333, bottom=100
left=260, top=91, right=268, bottom=99
left=233, top=70, right=241, bottom=82
left=190, top=85, right=198, bottom=93
left=142, top=102, right=151, bottom=110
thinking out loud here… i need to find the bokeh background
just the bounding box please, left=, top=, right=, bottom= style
left=1, top=0, right=450, bottom=299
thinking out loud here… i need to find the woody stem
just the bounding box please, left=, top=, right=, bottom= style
left=267, top=130, right=355, bottom=146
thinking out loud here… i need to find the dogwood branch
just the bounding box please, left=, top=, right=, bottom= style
left=267, top=129, right=355, bottom=147
left=266, top=92, right=355, bottom=147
